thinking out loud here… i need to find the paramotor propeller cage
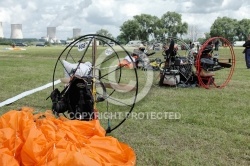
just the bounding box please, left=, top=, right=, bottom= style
left=195, top=37, right=235, bottom=89
left=51, top=34, right=138, bottom=133
left=159, top=37, right=193, bottom=86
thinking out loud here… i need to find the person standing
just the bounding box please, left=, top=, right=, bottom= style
left=189, top=41, right=192, bottom=49
left=214, top=40, right=219, bottom=51
left=243, top=35, right=250, bottom=69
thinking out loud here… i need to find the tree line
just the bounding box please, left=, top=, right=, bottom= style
left=96, top=11, right=250, bottom=44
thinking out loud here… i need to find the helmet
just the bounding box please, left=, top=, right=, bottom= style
left=139, top=44, right=145, bottom=52
left=139, top=44, right=145, bottom=48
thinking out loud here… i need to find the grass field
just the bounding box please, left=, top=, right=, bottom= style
left=0, top=45, right=249, bottom=166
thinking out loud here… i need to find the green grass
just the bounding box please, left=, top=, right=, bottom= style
left=0, top=45, right=250, bottom=165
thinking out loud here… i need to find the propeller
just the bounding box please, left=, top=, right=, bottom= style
left=165, top=39, right=175, bottom=57
left=218, top=62, right=232, bottom=68
left=60, top=78, right=136, bottom=91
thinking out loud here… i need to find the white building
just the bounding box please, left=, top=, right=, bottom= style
left=0, top=22, right=4, bottom=38
left=10, top=24, right=23, bottom=39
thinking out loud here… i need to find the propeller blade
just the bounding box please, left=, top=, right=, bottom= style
left=60, top=77, right=70, bottom=84
left=60, top=78, right=136, bottom=91
left=218, top=62, right=232, bottom=68
left=103, top=82, right=136, bottom=91
left=200, top=69, right=215, bottom=77
left=164, top=39, right=175, bottom=57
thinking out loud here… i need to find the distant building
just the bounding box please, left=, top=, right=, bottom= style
left=73, top=28, right=81, bottom=38
left=47, top=27, right=57, bottom=42
left=0, top=22, right=4, bottom=38
left=10, top=24, right=23, bottom=39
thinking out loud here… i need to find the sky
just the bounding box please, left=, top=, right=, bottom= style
left=0, top=0, right=249, bottom=40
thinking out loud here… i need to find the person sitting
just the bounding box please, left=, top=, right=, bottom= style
left=201, top=41, right=213, bottom=58
left=199, top=42, right=218, bottom=77
left=135, top=44, right=150, bottom=69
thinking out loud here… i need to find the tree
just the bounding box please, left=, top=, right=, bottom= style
left=160, top=11, right=188, bottom=37
left=119, top=20, right=140, bottom=43
left=179, top=22, right=188, bottom=38
left=204, top=32, right=211, bottom=41
left=96, top=29, right=113, bottom=38
left=210, top=17, right=237, bottom=41
left=96, top=29, right=114, bottom=44
left=119, top=12, right=188, bottom=43
left=133, top=14, right=161, bottom=41
left=116, top=35, right=127, bottom=45
left=235, top=19, right=250, bottom=41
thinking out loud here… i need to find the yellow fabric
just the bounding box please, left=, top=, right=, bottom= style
left=0, top=107, right=136, bottom=166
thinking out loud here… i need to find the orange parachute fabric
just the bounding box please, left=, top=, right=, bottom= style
left=118, top=55, right=138, bottom=69
left=118, top=59, right=135, bottom=69
left=0, top=107, right=136, bottom=166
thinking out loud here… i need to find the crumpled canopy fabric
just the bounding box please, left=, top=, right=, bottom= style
left=0, top=107, right=136, bottom=166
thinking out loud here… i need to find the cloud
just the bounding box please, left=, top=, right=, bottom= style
left=48, top=0, right=93, bottom=27
left=0, top=0, right=250, bottom=39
